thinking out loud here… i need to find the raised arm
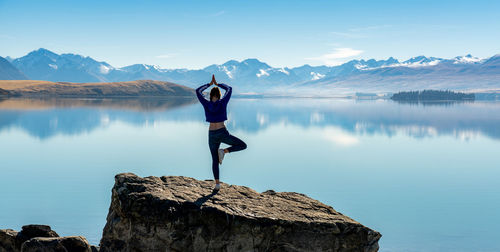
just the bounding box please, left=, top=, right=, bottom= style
left=218, top=83, right=232, bottom=104
left=196, top=83, right=210, bottom=106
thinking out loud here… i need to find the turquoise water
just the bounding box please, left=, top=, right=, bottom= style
left=1, top=97, right=499, bottom=251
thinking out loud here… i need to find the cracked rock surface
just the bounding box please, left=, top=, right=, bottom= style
left=99, top=173, right=381, bottom=252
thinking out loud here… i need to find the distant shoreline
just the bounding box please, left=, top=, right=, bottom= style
left=0, top=79, right=195, bottom=98
left=1, top=79, right=499, bottom=101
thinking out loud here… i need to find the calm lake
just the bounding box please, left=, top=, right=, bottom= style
left=1, top=97, right=499, bottom=251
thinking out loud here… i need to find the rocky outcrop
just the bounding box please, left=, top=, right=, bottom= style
left=99, top=173, right=381, bottom=252
left=21, top=236, right=93, bottom=252
left=1, top=174, right=381, bottom=252
left=18, top=225, right=59, bottom=239
left=0, top=225, right=96, bottom=252
left=0, top=229, right=20, bottom=252
left=0, top=225, right=59, bottom=252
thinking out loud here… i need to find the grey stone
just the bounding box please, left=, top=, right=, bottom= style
left=99, top=173, right=381, bottom=252
left=20, top=225, right=59, bottom=239
left=0, top=229, right=21, bottom=252
left=0, top=225, right=60, bottom=252
left=21, top=236, right=91, bottom=252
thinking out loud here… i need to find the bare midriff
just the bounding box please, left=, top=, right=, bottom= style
left=209, top=121, right=225, bottom=131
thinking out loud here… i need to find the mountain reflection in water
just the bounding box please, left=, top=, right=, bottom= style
left=0, top=97, right=499, bottom=141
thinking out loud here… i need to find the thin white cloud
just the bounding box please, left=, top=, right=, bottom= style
left=330, top=31, right=366, bottom=39
left=348, top=25, right=392, bottom=32
left=156, top=53, right=178, bottom=59
left=211, top=10, right=225, bottom=17
left=330, top=25, right=392, bottom=39
left=306, top=47, right=364, bottom=66
left=184, top=10, right=226, bottom=18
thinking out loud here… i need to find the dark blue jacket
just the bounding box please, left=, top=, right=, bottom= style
left=196, top=83, right=232, bottom=122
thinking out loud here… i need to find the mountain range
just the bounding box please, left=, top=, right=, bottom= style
left=2, top=48, right=499, bottom=95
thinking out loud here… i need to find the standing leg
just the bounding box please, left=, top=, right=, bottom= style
left=208, top=134, right=221, bottom=181
left=220, top=130, right=247, bottom=153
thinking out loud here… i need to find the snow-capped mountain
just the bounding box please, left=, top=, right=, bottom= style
left=202, top=58, right=304, bottom=87
left=400, top=56, right=442, bottom=67
left=0, top=56, right=28, bottom=80
left=298, top=54, right=500, bottom=95
left=451, top=54, right=483, bottom=64
left=5, top=48, right=500, bottom=94
left=11, top=48, right=113, bottom=82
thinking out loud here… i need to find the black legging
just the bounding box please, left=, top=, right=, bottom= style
left=208, top=127, right=247, bottom=180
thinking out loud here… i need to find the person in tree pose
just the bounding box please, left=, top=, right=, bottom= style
left=196, top=75, right=247, bottom=191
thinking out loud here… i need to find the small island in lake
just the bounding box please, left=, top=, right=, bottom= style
left=391, top=90, right=475, bottom=101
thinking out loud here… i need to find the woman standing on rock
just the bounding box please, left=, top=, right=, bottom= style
left=196, top=75, right=247, bottom=191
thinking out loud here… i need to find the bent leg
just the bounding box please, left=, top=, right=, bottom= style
left=221, top=132, right=247, bottom=153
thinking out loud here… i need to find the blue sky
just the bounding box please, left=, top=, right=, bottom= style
left=1, top=0, right=499, bottom=69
